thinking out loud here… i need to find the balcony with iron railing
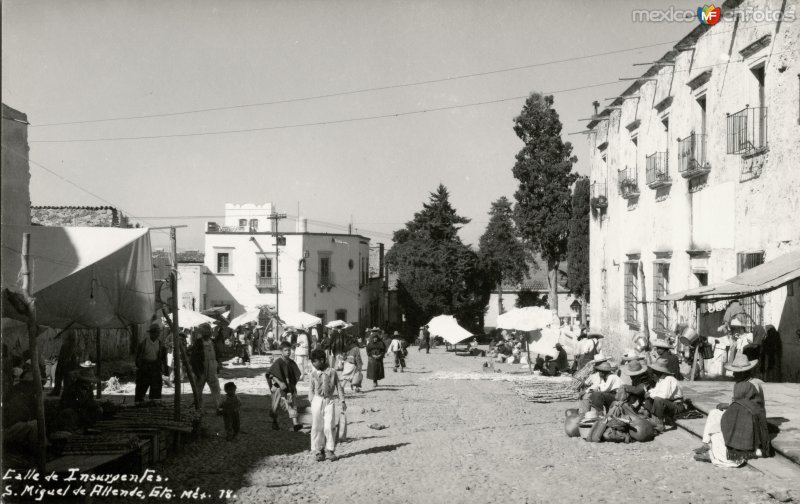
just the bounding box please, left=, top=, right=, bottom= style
left=255, top=275, right=278, bottom=289
left=618, top=166, right=640, bottom=199
left=645, top=152, right=671, bottom=189
left=678, top=133, right=711, bottom=179
left=727, top=105, right=768, bottom=155
left=590, top=181, right=608, bottom=210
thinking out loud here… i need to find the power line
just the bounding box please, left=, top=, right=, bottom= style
left=31, top=40, right=682, bottom=128
left=29, top=47, right=798, bottom=145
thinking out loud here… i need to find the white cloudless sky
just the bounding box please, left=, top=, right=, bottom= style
left=2, top=0, right=701, bottom=250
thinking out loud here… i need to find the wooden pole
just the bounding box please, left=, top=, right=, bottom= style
left=95, top=327, right=102, bottom=397
left=179, top=340, right=200, bottom=409
left=638, top=261, right=651, bottom=348
left=689, top=301, right=701, bottom=382
left=20, top=233, right=47, bottom=473
left=171, top=227, right=181, bottom=421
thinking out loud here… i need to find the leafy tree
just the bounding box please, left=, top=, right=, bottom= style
left=512, top=93, right=577, bottom=314
left=568, top=176, right=591, bottom=325
left=386, top=184, right=492, bottom=333
left=478, top=197, right=528, bottom=316
left=515, top=289, right=548, bottom=309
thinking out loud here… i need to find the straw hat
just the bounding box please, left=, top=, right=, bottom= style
left=724, top=353, right=758, bottom=372
left=649, top=358, right=674, bottom=375
left=729, top=317, right=748, bottom=328
left=620, top=350, right=644, bottom=363
left=592, top=353, right=609, bottom=365
left=594, top=361, right=613, bottom=372
left=587, top=332, right=604, bottom=339
left=621, top=360, right=649, bottom=376
left=652, top=339, right=673, bottom=350
left=148, top=321, right=162, bottom=334
left=393, top=331, right=400, bottom=336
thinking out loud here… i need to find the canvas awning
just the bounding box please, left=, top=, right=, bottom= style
left=2, top=225, right=155, bottom=329
left=662, top=250, right=800, bottom=302
left=427, top=315, right=472, bottom=345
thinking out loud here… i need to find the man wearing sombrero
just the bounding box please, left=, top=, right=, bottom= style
left=584, top=354, right=621, bottom=414
left=645, top=357, right=685, bottom=432
left=135, top=322, right=168, bottom=403
left=652, top=339, right=683, bottom=380
left=618, top=360, right=653, bottom=413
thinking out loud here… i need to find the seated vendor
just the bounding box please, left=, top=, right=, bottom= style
left=618, top=360, right=653, bottom=413
left=587, top=358, right=621, bottom=414
left=619, top=349, right=647, bottom=385
left=645, top=357, right=685, bottom=432
left=542, top=355, right=560, bottom=377
left=695, top=353, right=772, bottom=467
left=652, top=339, right=684, bottom=380
left=553, top=343, right=569, bottom=374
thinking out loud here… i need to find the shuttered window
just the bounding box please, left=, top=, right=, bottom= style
left=653, top=263, right=670, bottom=334
left=624, top=262, right=639, bottom=326
left=737, top=252, right=764, bottom=325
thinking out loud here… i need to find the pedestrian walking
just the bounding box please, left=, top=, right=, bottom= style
left=340, top=341, right=363, bottom=393
left=190, top=323, right=223, bottom=412
left=135, top=322, right=168, bottom=403
left=366, top=333, right=386, bottom=387
left=389, top=331, right=406, bottom=372
left=420, top=325, right=431, bottom=353
left=266, top=341, right=303, bottom=431
left=308, top=349, right=346, bottom=462
left=221, top=382, right=241, bottom=441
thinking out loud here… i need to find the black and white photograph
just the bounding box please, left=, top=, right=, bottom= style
left=2, top=0, right=799, bottom=502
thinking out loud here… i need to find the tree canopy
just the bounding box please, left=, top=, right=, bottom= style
left=478, top=196, right=528, bottom=289
left=567, top=176, right=590, bottom=302
left=511, top=93, right=577, bottom=311
left=386, top=185, right=492, bottom=334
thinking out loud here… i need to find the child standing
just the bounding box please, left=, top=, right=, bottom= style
left=221, top=382, right=241, bottom=440
left=308, top=349, right=346, bottom=462
left=266, top=341, right=303, bottom=431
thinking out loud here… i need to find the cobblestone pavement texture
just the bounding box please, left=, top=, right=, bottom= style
left=103, top=349, right=799, bottom=504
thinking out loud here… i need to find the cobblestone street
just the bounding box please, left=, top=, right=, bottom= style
left=102, top=349, right=799, bottom=504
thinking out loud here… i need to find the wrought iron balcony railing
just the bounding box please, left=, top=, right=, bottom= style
left=590, top=181, right=608, bottom=210
left=678, top=133, right=711, bottom=178
left=726, top=106, right=768, bottom=155
left=255, top=275, right=278, bottom=289
left=646, top=151, right=671, bottom=189
left=618, top=166, right=639, bottom=199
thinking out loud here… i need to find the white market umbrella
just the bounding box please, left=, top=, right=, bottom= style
left=228, top=309, right=261, bottom=330
left=426, top=315, right=472, bottom=345
left=326, top=319, right=351, bottom=329
left=496, top=307, right=557, bottom=332
left=164, top=309, right=216, bottom=329
left=281, top=311, right=322, bottom=330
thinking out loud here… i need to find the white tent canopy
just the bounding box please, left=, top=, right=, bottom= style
left=228, top=309, right=261, bottom=331
left=281, top=311, right=322, bottom=330
left=3, top=225, right=155, bottom=329
left=165, top=309, right=216, bottom=329
left=326, top=319, right=351, bottom=329
left=496, top=307, right=557, bottom=332
left=426, top=315, right=472, bottom=345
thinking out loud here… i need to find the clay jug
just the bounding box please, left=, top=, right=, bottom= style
left=629, top=416, right=655, bottom=442
left=564, top=414, right=581, bottom=437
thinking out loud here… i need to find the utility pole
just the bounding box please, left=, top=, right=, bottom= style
left=268, top=212, right=287, bottom=335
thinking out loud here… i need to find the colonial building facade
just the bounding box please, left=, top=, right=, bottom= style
left=185, top=203, right=378, bottom=332
left=586, top=0, right=800, bottom=378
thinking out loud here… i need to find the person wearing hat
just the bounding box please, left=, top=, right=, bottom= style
left=553, top=343, right=569, bottom=374
left=135, top=322, right=168, bottom=403
left=418, top=325, right=431, bottom=354
left=191, top=323, right=223, bottom=412
left=652, top=339, right=684, bottom=380
left=388, top=331, right=406, bottom=372
left=645, top=357, right=685, bottom=432
left=695, top=353, right=771, bottom=467
left=575, top=331, right=604, bottom=371
left=617, top=360, right=653, bottom=413
left=586, top=359, right=622, bottom=414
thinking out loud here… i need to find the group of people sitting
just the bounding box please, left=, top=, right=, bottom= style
left=576, top=335, right=772, bottom=468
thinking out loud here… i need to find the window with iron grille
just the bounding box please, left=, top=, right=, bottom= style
left=653, top=263, right=670, bottom=334
left=319, top=256, right=331, bottom=285
left=624, top=262, right=639, bottom=326
left=737, top=252, right=764, bottom=325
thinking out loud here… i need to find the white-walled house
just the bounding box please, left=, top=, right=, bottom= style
left=198, top=203, right=374, bottom=331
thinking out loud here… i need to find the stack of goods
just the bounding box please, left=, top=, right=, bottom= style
left=95, top=400, right=201, bottom=433
left=564, top=403, right=655, bottom=443
left=512, top=362, right=595, bottom=403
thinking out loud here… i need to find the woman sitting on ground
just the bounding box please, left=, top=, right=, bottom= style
left=645, top=358, right=685, bottom=432
left=695, top=353, right=772, bottom=467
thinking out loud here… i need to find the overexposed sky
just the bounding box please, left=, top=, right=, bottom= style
left=2, top=0, right=700, bottom=250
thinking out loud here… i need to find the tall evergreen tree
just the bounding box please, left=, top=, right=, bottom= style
left=568, top=176, right=590, bottom=325
left=478, top=197, right=528, bottom=316
left=386, top=184, right=492, bottom=333
left=511, top=93, right=577, bottom=314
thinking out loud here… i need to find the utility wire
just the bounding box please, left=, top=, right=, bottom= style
left=29, top=47, right=798, bottom=144
left=28, top=22, right=772, bottom=129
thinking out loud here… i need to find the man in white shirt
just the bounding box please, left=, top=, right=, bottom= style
left=388, top=331, right=406, bottom=372
left=587, top=360, right=622, bottom=414
left=646, top=357, right=686, bottom=432
left=295, top=330, right=310, bottom=380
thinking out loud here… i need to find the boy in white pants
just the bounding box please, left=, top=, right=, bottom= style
left=309, top=349, right=346, bottom=462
